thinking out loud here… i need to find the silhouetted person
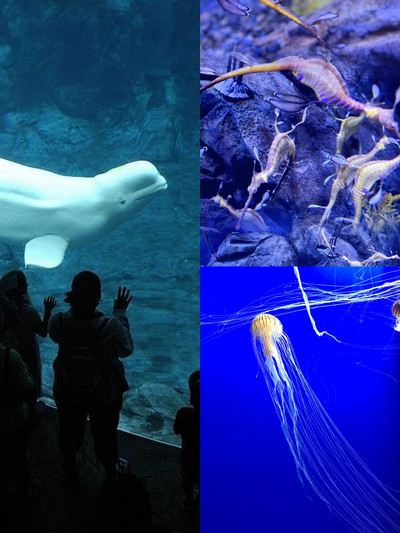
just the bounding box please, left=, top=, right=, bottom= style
left=0, top=302, right=37, bottom=531
left=1, top=270, right=56, bottom=421
left=48, top=271, right=134, bottom=488
left=174, top=370, right=200, bottom=510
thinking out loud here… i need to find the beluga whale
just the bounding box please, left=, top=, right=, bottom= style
left=0, top=158, right=167, bottom=268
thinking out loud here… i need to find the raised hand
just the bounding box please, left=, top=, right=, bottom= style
left=114, top=286, right=133, bottom=310
left=44, top=295, right=57, bottom=313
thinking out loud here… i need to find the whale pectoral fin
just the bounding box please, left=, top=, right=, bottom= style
left=24, top=235, right=69, bottom=269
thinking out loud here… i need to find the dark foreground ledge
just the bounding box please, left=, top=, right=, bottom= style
left=22, top=405, right=199, bottom=533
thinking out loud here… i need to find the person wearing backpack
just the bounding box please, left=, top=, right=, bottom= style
left=48, top=271, right=134, bottom=489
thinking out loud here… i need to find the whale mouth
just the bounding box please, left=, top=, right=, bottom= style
left=149, top=173, right=167, bottom=193
left=157, top=175, right=168, bottom=191
left=135, top=174, right=167, bottom=201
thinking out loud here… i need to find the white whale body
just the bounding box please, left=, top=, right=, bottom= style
left=0, top=158, right=167, bottom=268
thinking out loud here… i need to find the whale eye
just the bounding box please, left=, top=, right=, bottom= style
left=120, top=199, right=126, bottom=205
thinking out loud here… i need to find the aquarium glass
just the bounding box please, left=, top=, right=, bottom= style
left=0, top=0, right=199, bottom=444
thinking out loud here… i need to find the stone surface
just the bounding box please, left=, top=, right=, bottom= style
left=19, top=406, right=199, bottom=533
left=209, top=231, right=297, bottom=265
left=122, top=383, right=188, bottom=444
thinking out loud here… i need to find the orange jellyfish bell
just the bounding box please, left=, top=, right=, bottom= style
left=251, top=313, right=283, bottom=336
left=392, top=300, right=400, bottom=318
left=251, top=313, right=283, bottom=358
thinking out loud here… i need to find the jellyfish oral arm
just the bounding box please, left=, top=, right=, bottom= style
left=252, top=331, right=297, bottom=422
left=253, top=338, right=279, bottom=384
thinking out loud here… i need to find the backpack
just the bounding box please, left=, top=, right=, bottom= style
left=57, top=314, right=112, bottom=406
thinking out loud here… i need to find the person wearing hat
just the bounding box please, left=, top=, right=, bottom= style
left=48, top=271, right=134, bottom=488
left=0, top=270, right=57, bottom=422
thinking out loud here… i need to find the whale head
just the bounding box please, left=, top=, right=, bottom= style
left=96, top=160, right=167, bottom=220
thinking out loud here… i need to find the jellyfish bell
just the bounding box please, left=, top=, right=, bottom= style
left=250, top=313, right=294, bottom=398
left=391, top=300, right=400, bottom=316
left=251, top=312, right=283, bottom=336
left=251, top=313, right=283, bottom=351
left=391, top=300, right=400, bottom=331
left=251, top=313, right=284, bottom=367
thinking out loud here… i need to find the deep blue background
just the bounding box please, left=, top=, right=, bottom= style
left=201, top=267, right=400, bottom=533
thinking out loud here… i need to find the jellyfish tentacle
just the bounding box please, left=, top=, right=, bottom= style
left=252, top=314, right=298, bottom=420
left=251, top=312, right=400, bottom=533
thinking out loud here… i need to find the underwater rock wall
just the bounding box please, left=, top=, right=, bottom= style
left=0, top=0, right=197, bottom=168
left=201, top=0, right=400, bottom=266
left=0, top=0, right=199, bottom=444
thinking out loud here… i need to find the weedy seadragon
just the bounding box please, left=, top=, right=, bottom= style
left=211, top=193, right=268, bottom=232
left=236, top=109, right=306, bottom=230
left=237, top=133, right=295, bottom=230
left=201, top=56, right=400, bottom=137
left=318, top=136, right=391, bottom=226
left=352, top=153, right=400, bottom=230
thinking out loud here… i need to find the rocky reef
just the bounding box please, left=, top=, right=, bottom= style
left=201, top=0, right=400, bottom=266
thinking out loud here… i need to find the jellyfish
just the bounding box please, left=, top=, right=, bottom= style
left=392, top=300, right=400, bottom=332
left=251, top=312, right=400, bottom=533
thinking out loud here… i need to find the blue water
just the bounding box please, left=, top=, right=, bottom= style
left=201, top=267, right=400, bottom=533
left=0, top=0, right=199, bottom=444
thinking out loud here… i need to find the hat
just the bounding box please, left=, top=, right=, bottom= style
left=67, top=271, right=101, bottom=300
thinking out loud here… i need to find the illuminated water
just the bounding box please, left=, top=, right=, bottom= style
left=202, top=267, right=400, bottom=533
left=0, top=0, right=199, bottom=445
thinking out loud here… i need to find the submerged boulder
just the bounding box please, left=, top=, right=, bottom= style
left=209, top=231, right=297, bottom=266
